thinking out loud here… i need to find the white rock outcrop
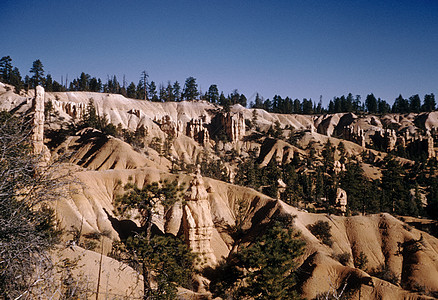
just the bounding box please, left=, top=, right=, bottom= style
left=335, top=187, right=347, bottom=214
left=32, top=86, right=50, bottom=161
left=182, top=169, right=216, bottom=265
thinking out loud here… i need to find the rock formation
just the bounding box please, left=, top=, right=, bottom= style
left=32, top=86, right=50, bottom=162
left=52, top=99, right=88, bottom=120
left=335, top=187, right=347, bottom=214
left=154, top=115, right=183, bottom=137
left=333, top=160, right=346, bottom=174
left=221, top=112, right=245, bottom=143
left=186, top=118, right=210, bottom=145
left=182, top=169, right=216, bottom=265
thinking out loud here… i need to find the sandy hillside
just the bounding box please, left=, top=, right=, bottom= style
left=2, top=84, right=438, bottom=299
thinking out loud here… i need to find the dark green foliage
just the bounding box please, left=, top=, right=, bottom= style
left=426, top=177, right=438, bottom=220
left=409, top=94, right=421, bottom=113
left=172, top=81, right=181, bottom=101
left=353, top=251, right=368, bottom=270
left=392, top=94, right=410, bottom=113
left=182, top=76, right=199, bottom=100
left=127, top=82, right=137, bottom=98
left=119, top=124, right=147, bottom=150
left=200, top=157, right=229, bottom=182
left=281, top=164, right=304, bottom=206
left=29, top=59, right=45, bottom=88
left=369, top=264, right=399, bottom=285
left=209, top=216, right=305, bottom=299
left=380, top=156, right=415, bottom=215
left=112, top=232, right=196, bottom=299
left=365, top=93, right=378, bottom=113
left=335, top=252, right=351, bottom=266
left=206, top=84, right=219, bottom=103
left=340, top=162, right=379, bottom=214
left=0, top=56, right=12, bottom=83
left=307, top=220, right=333, bottom=247
left=77, top=99, right=117, bottom=136
left=114, top=180, right=193, bottom=299
left=235, top=148, right=260, bottom=189
left=322, top=139, right=335, bottom=170
left=115, top=180, right=184, bottom=225
left=260, top=157, right=281, bottom=198
left=149, top=81, right=159, bottom=102
left=422, top=93, right=436, bottom=112
left=68, top=72, right=102, bottom=92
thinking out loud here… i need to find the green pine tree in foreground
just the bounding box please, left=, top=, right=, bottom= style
left=209, top=215, right=305, bottom=300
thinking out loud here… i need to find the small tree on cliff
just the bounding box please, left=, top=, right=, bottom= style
left=113, top=180, right=196, bottom=299
left=209, top=215, right=305, bottom=299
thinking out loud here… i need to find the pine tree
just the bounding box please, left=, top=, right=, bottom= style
left=173, top=81, right=181, bottom=101
left=210, top=216, right=305, bottom=300
left=10, top=67, right=23, bottom=93
left=148, top=81, right=158, bottom=101
left=207, top=84, right=219, bottom=103
left=114, top=180, right=195, bottom=298
left=365, top=93, right=378, bottom=113
left=29, top=59, right=45, bottom=88
left=127, top=82, right=137, bottom=99
left=182, top=77, right=199, bottom=100
left=0, top=56, right=12, bottom=83
left=422, top=93, right=436, bottom=112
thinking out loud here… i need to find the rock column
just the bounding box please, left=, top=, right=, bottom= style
left=182, top=169, right=216, bottom=265
left=32, top=86, right=45, bottom=154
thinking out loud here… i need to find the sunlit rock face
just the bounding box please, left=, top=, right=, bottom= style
left=182, top=170, right=216, bottom=266
left=32, top=86, right=50, bottom=161
left=221, top=112, right=245, bottom=143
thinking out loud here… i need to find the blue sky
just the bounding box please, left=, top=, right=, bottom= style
left=1, top=0, right=437, bottom=105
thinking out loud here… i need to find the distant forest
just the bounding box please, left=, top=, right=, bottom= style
left=1, top=56, right=436, bottom=114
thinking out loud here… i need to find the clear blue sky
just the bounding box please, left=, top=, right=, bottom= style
left=1, top=0, right=437, bottom=105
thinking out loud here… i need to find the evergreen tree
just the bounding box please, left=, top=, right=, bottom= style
left=29, top=59, right=45, bottom=88
left=392, top=95, right=409, bottom=113
left=182, top=77, right=199, bottom=100
left=173, top=81, right=181, bottom=101
left=239, top=93, right=247, bottom=107
left=409, top=94, right=421, bottom=113
left=252, top=93, right=264, bottom=109
left=126, top=82, right=137, bottom=99
left=159, top=83, right=166, bottom=102
left=165, top=81, right=175, bottom=102
left=293, top=99, right=302, bottom=113
left=78, top=72, right=90, bottom=91
left=377, top=98, right=390, bottom=114
left=302, top=98, right=313, bottom=114
left=380, top=156, right=412, bottom=214
left=210, top=216, right=305, bottom=300
left=44, top=74, right=53, bottom=92
left=148, top=81, right=159, bottom=102
left=230, top=89, right=240, bottom=105
left=114, top=180, right=195, bottom=299
left=207, top=84, right=219, bottom=103
left=365, top=93, right=378, bottom=113
left=422, top=93, right=436, bottom=112
left=89, top=77, right=102, bottom=92
left=0, top=56, right=12, bottom=83
left=136, top=80, right=145, bottom=100
left=10, top=67, right=23, bottom=93
left=140, top=71, right=149, bottom=101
